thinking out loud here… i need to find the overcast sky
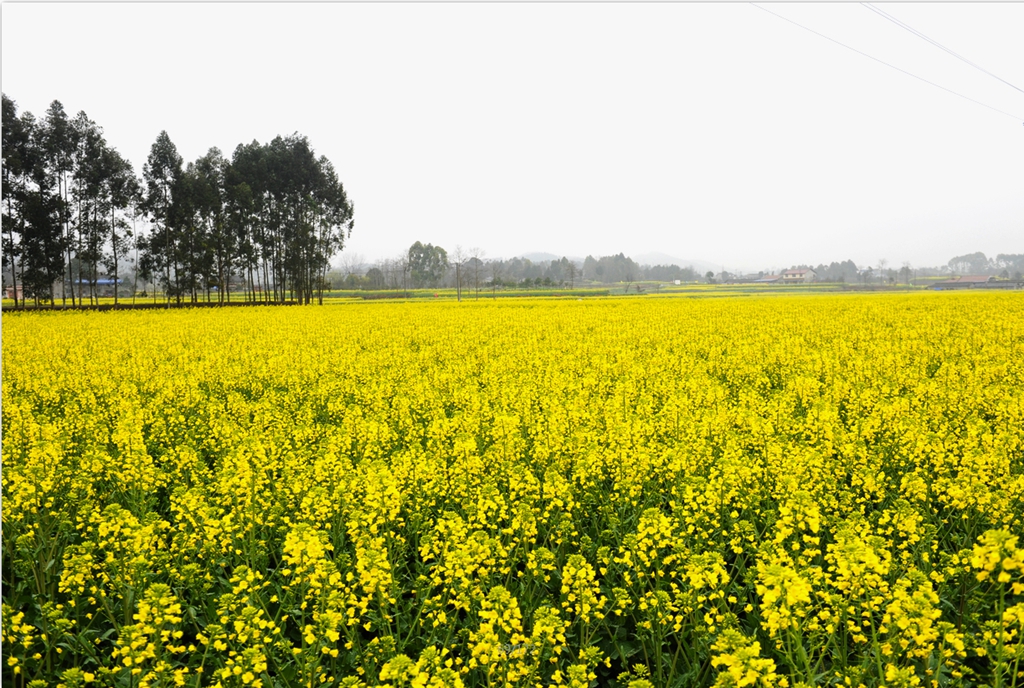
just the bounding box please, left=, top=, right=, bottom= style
left=3, top=2, right=1022, bottom=272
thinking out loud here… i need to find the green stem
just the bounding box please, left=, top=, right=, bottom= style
left=870, top=615, right=885, bottom=686
left=994, top=585, right=1006, bottom=688
left=192, top=637, right=212, bottom=688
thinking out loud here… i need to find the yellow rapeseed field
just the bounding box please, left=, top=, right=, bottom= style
left=2, top=292, right=1024, bottom=688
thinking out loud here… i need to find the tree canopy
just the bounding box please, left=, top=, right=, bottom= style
left=407, top=241, right=448, bottom=288
left=2, top=93, right=354, bottom=306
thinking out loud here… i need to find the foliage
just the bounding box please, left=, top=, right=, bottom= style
left=2, top=93, right=354, bottom=307
left=947, top=253, right=1024, bottom=278
left=407, top=242, right=449, bottom=288
left=583, top=254, right=641, bottom=284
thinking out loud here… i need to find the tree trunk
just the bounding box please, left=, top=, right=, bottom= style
left=165, top=221, right=171, bottom=305
left=111, top=205, right=119, bottom=306
left=131, top=212, right=139, bottom=305
left=6, top=209, right=18, bottom=308
left=62, top=173, right=73, bottom=306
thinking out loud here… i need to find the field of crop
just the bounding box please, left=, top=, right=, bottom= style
left=3, top=293, right=1024, bottom=688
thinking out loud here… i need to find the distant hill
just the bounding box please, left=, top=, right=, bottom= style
left=518, top=252, right=561, bottom=263
left=633, top=252, right=722, bottom=275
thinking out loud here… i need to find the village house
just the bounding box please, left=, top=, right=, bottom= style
left=780, top=269, right=816, bottom=283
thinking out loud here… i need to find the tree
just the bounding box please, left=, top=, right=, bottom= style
left=5, top=95, right=355, bottom=308
left=365, top=266, right=385, bottom=289
left=43, top=101, right=78, bottom=304
left=948, top=252, right=990, bottom=275
left=227, top=135, right=352, bottom=304
left=73, top=112, right=115, bottom=304
left=186, top=148, right=230, bottom=302
left=624, top=265, right=636, bottom=293
left=309, top=154, right=353, bottom=304
left=994, top=254, right=1024, bottom=280
left=581, top=253, right=641, bottom=284
left=338, top=252, right=364, bottom=283
left=18, top=112, right=65, bottom=304
left=899, top=262, right=912, bottom=286
left=562, top=257, right=577, bottom=289
left=451, top=245, right=466, bottom=302
left=468, top=247, right=485, bottom=298
left=13, top=108, right=66, bottom=303
left=396, top=253, right=410, bottom=296
left=227, top=139, right=268, bottom=301
left=2, top=94, right=31, bottom=306
left=811, top=260, right=858, bottom=283
left=142, top=131, right=184, bottom=302
left=407, top=241, right=449, bottom=288
left=489, top=260, right=502, bottom=297
left=107, top=151, right=140, bottom=304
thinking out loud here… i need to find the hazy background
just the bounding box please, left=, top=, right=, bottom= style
left=3, top=2, right=1022, bottom=272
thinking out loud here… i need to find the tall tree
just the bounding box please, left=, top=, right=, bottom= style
left=408, top=241, right=449, bottom=288
left=235, top=135, right=353, bottom=304
left=42, top=101, right=79, bottom=304
left=20, top=110, right=65, bottom=303
left=562, top=257, right=577, bottom=289
left=6, top=97, right=354, bottom=308
left=469, top=247, right=484, bottom=298
left=312, top=155, right=354, bottom=304
left=450, top=245, right=465, bottom=302
left=995, top=254, right=1024, bottom=279
left=142, top=131, right=184, bottom=302
left=2, top=94, right=30, bottom=306
left=72, top=112, right=110, bottom=303
left=229, top=140, right=271, bottom=301
left=100, top=147, right=139, bottom=305
left=191, top=148, right=230, bottom=302
left=948, top=252, right=991, bottom=275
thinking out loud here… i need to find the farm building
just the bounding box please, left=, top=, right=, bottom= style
left=724, top=274, right=762, bottom=284
left=931, top=275, right=1024, bottom=290
left=781, top=269, right=816, bottom=283
left=70, top=278, right=123, bottom=297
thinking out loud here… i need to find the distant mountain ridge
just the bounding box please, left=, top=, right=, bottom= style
left=517, top=252, right=562, bottom=263
left=632, top=252, right=725, bottom=275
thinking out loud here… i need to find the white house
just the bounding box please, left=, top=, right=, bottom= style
left=781, top=269, right=816, bottom=283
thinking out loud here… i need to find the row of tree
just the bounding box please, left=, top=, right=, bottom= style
left=2, top=94, right=354, bottom=306
left=947, top=252, right=1023, bottom=277
left=788, top=254, right=1024, bottom=285
left=332, top=246, right=704, bottom=294
left=336, top=247, right=1024, bottom=293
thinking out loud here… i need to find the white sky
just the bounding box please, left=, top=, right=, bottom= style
left=2, top=2, right=1022, bottom=272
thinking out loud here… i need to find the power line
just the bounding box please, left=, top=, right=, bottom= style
left=862, top=2, right=1024, bottom=97
left=750, top=3, right=1024, bottom=123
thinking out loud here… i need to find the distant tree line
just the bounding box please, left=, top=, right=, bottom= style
left=947, top=252, right=1023, bottom=279
left=333, top=245, right=704, bottom=295
left=334, top=246, right=1024, bottom=295
left=2, top=94, right=353, bottom=306
left=784, top=254, right=1024, bottom=285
